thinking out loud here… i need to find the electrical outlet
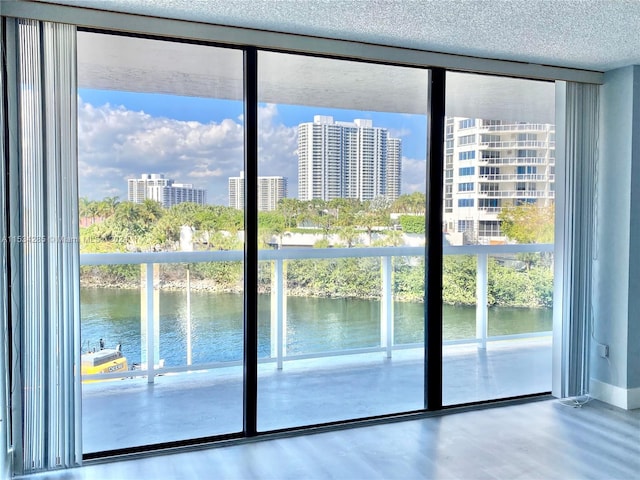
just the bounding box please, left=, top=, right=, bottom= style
left=598, top=344, right=609, bottom=358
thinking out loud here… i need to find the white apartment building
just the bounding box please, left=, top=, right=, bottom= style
left=228, top=172, right=245, bottom=210
left=127, top=173, right=206, bottom=208
left=127, top=173, right=170, bottom=203
left=443, top=117, right=555, bottom=244
left=228, top=171, right=287, bottom=211
left=297, top=116, right=401, bottom=202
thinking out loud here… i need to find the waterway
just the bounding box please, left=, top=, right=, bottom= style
left=81, top=288, right=552, bottom=367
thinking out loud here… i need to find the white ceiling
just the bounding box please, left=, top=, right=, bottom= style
left=39, top=0, right=640, bottom=72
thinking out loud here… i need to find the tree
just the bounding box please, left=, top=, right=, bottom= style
left=498, top=202, right=554, bottom=269
left=258, top=211, right=286, bottom=247
left=392, top=192, right=426, bottom=214
left=101, top=196, right=120, bottom=217
left=79, top=196, right=91, bottom=220
left=338, top=226, right=359, bottom=248
left=277, top=198, right=305, bottom=229
left=498, top=203, right=554, bottom=244
left=357, top=198, right=391, bottom=244
left=356, top=210, right=384, bottom=244
left=139, top=199, right=163, bottom=224
left=328, top=198, right=361, bottom=226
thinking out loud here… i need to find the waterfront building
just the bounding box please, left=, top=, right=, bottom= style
left=127, top=173, right=206, bottom=208
left=443, top=117, right=555, bottom=244
left=297, top=116, right=401, bottom=202
left=229, top=171, right=287, bottom=211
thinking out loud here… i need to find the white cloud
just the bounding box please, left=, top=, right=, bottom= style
left=388, top=127, right=411, bottom=139
left=78, top=98, right=421, bottom=204
left=257, top=103, right=299, bottom=195
left=78, top=99, right=297, bottom=204
left=401, top=156, right=427, bottom=194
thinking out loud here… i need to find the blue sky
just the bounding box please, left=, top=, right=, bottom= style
left=78, top=89, right=428, bottom=204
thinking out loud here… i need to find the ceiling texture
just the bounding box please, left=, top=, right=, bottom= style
left=39, top=0, right=640, bottom=72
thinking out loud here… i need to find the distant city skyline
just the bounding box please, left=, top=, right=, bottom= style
left=77, top=89, right=428, bottom=204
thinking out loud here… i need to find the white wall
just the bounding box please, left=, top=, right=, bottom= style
left=626, top=66, right=640, bottom=394
left=592, top=65, right=640, bottom=409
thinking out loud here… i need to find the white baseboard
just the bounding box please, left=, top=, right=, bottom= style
left=590, top=378, right=640, bottom=409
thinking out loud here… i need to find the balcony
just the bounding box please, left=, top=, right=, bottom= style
left=479, top=189, right=555, bottom=198
left=478, top=156, right=551, bottom=166
left=479, top=123, right=552, bottom=132
left=478, top=140, right=555, bottom=149
left=478, top=173, right=554, bottom=182
left=477, top=206, right=502, bottom=213
left=80, top=244, right=553, bottom=453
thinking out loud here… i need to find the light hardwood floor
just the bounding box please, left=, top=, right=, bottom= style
left=20, top=398, right=640, bottom=480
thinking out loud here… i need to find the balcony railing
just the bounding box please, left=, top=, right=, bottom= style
left=480, top=123, right=553, bottom=132
left=478, top=140, right=555, bottom=149
left=80, top=244, right=554, bottom=382
left=479, top=190, right=555, bottom=198
left=478, top=156, right=551, bottom=165
left=478, top=173, right=553, bottom=182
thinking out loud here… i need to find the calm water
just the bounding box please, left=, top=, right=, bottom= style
left=81, top=288, right=552, bottom=367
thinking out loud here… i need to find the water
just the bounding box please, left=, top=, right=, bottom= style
left=81, top=288, right=552, bottom=367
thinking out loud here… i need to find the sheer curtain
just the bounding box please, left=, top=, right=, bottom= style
left=7, top=19, right=80, bottom=473
left=553, top=81, right=599, bottom=398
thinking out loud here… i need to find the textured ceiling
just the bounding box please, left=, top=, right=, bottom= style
left=38, top=0, right=640, bottom=72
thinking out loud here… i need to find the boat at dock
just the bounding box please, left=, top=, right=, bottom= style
left=81, top=343, right=128, bottom=380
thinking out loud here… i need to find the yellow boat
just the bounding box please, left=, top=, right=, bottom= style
left=81, top=344, right=128, bottom=381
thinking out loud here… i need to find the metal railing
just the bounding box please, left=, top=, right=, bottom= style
left=478, top=173, right=554, bottom=182
left=80, top=244, right=554, bottom=382
left=480, top=123, right=553, bottom=132
left=478, top=156, right=553, bottom=165
left=478, top=140, right=555, bottom=149
left=479, top=190, right=555, bottom=198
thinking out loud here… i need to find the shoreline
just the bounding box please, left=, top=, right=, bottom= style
left=79, top=280, right=548, bottom=308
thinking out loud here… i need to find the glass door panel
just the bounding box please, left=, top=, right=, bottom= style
left=442, top=72, right=556, bottom=405
left=77, top=32, right=245, bottom=451
left=256, top=51, right=429, bottom=430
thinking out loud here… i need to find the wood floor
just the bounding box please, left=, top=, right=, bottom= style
left=20, top=398, right=640, bottom=480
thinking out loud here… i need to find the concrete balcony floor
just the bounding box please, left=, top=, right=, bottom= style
left=82, top=337, right=551, bottom=453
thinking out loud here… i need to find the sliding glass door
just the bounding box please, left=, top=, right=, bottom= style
left=76, top=32, right=245, bottom=452
left=256, top=52, right=430, bottom=430
left=442, top=72, right=556, bottom=405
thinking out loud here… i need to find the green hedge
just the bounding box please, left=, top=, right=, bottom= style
left=80, top=254, right=553, bottom=308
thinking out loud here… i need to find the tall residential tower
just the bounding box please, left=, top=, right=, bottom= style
left=228, top=171, right=287, bottom=211
left=297, top=116, right=401, bottom=202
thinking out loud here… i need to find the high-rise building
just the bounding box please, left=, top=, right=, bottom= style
left=258, top=176, right=288, bottom=211
left=127, top=173, right=206, bottom=208
left=297, top=116, right=401, bottom=202
left=229, top=171, right=287, bottom=211
left=443, top=117, right=555, bottom=244
left=228, top=172, right=245, bottom=210
left=128, top=173, right=170, bottom=204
